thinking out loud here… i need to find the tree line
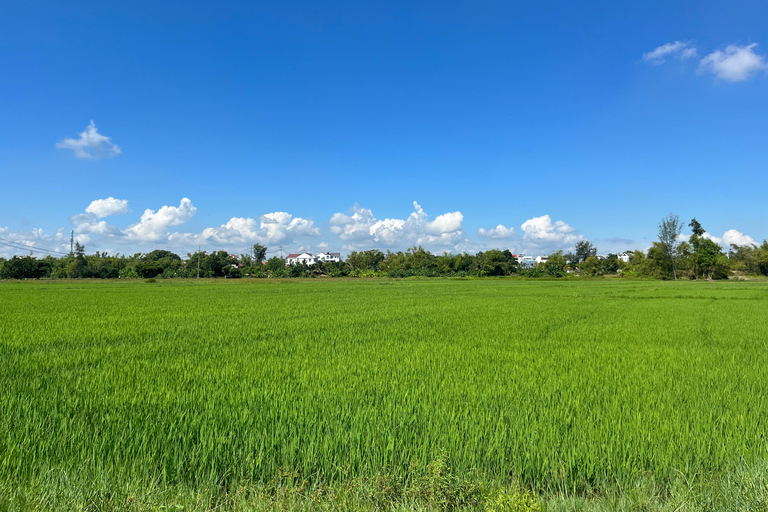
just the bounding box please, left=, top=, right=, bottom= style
left=2, top=216, right=767, bottom=280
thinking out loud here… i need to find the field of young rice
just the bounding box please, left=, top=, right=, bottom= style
left=1, top=279, right=767, bottom=509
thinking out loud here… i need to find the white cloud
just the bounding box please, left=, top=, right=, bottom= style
left=699, top=43, right=768, bottom=81
left=686, top=228, right=758, bottom=251
left=60, top=195, right=322, bottom=251
left=329, top=201, right=466, bottom=251
left=478, top=224, right=515, bottom=239
left=722, top=229, right=756, bottom=247
left=85, top=197, right=129, bottom=218
left=0, top=227, right=72, bottom=258
left=369, top=217, right=407, bottom=244
left=198, top=217, right=260, bottom=245
left=426, top=211, right=464, bottom=235
left=75, top=220, right=124, bottom=237
left=259, top=212, right=320, bottom=241
left=702, top=229, right=757, bottom=248
left=68, top=197, right=129, bottom=238
left=192, top=212, right=320, bottom=247
left=330, top=205, right=378, bottom=241
left=125, top=198, right=197, bottom=242
left=56, top=120, right=121, bottom=159
left=643, top=41, right=698, bottom=64
left=520, top=215, right=581, bottom=251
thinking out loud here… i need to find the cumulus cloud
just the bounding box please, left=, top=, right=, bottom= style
left=520, top=215, right=581, bottom=251
left=194, top=212, right=320, bottom=246
left=330, top=205, right=377, bottom=241
left=329, top=201, right=465, bottom=250
left=61, top=195, right=322, bottom=251
left=426, top=211, right=464, bottom=235
left=75, top=220, right=124, bottom=237
left=702, top=229, right=757, bottom=248
left=85, top=197, right=129, bottom=218
left=56, top=120, right=121, bottom=159
left=478, top=224, right=515, bottom=239
left=699, top=43, right=768, bottom=81
left=125, top=198, right=197, bottom=242
left=259, top=212, right=320, bottom=241
left=643, top=41, right=698, bottom=64
left=722, top=229, right=756, bottom=247
left=68, top=197, right=129, bottom=238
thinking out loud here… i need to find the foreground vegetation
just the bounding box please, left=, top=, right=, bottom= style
left=1, top=279, right=767, bottom=510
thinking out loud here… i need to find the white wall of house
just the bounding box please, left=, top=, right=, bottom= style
left=286, top=252, right=342, bottom=266
left=286, top=253, right=316, bottom=266
left=516, top=255, right=536, bottom=268
left=316, top=252, right=341, bottom=263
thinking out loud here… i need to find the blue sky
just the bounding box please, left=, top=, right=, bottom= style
left=1, top=1, right=767, bottom=258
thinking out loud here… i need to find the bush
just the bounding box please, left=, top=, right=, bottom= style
left=488, top=488, right=544, bottom=512
left=546, top=264, right=564, bottom=278
left=525, top=267, right=544, bottom=278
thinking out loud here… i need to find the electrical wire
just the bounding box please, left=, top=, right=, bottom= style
left=0, top=238, right=69, bottom=256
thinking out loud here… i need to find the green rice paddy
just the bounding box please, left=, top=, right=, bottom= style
left=1, top=279, right=767, bottom=510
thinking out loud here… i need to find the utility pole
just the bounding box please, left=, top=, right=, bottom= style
left=197, top=245, right=200, bottom=278
left=70, top=230, right=74, bottom=255
left=279, top=245, right=283, bottom=259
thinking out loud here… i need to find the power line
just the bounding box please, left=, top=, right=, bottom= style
left=0, top=237, right=69, bottom=256
left=0, top=237, right=69, bottom=254
left=0, top=242, right=63, bottom=256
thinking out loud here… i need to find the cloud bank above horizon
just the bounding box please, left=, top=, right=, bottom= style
left=0, top=197, right=759, bottom=260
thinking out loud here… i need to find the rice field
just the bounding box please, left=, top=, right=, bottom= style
left=1, top=278, right=767, bottom=510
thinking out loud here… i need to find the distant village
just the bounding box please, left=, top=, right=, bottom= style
left=280, top=251, right=633, bottom=269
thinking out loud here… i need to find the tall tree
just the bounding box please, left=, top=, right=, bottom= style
left=689, top=218, right=705, bottom=237
left=658, top=213, right=683, bottom=280
left=574, top=240, right=597, bottom=263
left=252, top=244, right=267, bottom=262
left=690, top=234, right=729, bottom=280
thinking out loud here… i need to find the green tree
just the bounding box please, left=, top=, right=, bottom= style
left=728, top=244, right=757, bottom=273
left=690, top=234, right=729, bottom=280
left=600, top=254, right=620, bottom=274
left=143, top=250, right=181, bottom=262
left=756, top=241, right=768, bottom=275
left=580, top=256, right=601, bottom=277
left=689, top=218, right=705, bottom=237
left=346, top=250, right=385, bottom=272
left=658, top=213, right=683, bottom=280
left=68, top=242, right=89, bottom=278
left=252, top=244, right=268, bottom=262
left=0, top=255, right=46, bottom=279
left=266, top=256, right=286, bottom=273
left=574, top=240, right=597, bottom=263
left=476, top=249, right=516, bottom=276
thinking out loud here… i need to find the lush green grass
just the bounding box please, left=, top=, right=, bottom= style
left=1, top=278, right=767, bottom=510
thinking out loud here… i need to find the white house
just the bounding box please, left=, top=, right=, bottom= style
left=316, top=252, right=341, bottom=263
left=617, top=252, right=632, bottom=263
left=285, top=252, right=342, bottom=266
left=285, top=252, right=316, bottom=266
left=515, top=255, right=536, bottom=268
left=535, top=256, right=549, bottom=265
